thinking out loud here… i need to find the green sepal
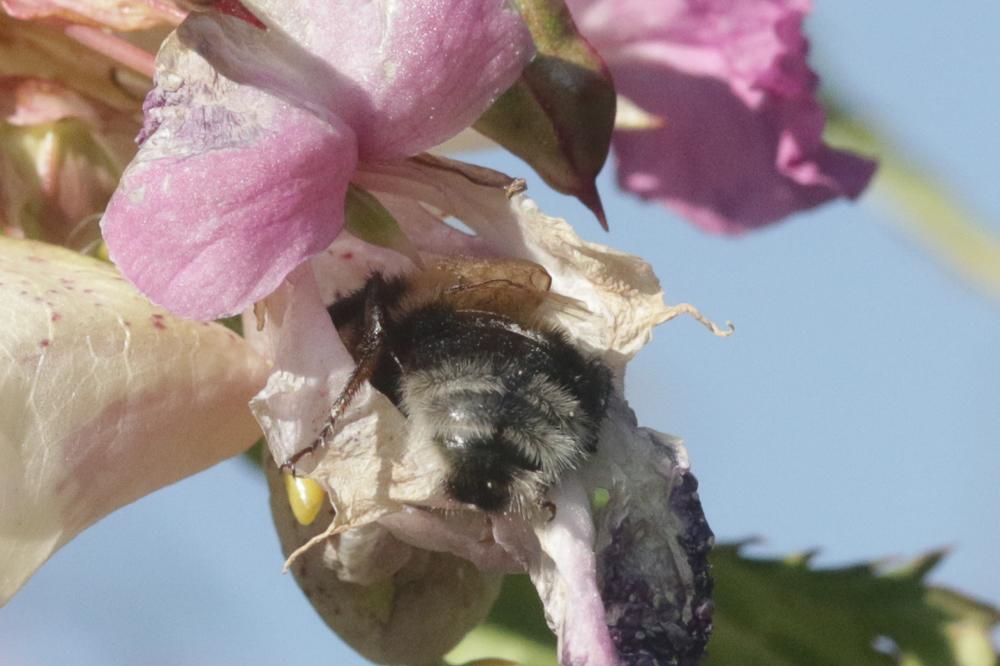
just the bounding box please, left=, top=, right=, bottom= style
left=344, top=183, right=420, bottom=264
left=475, top=0, right=615, bottom=228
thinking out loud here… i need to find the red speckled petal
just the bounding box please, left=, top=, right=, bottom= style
left=0, top=237, right=268, bottom=604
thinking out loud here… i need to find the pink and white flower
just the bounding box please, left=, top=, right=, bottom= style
left=249, top=155, right=718, bottom=664
left=100, top=0, right=534, bottom=320
left=1, top=157, right=718, bottom=664
left=1, top=1, right=824, bottom=662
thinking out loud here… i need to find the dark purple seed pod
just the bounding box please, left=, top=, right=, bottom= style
left=591, top=415, right=714, bottom=666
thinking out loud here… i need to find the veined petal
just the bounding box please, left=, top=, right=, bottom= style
left=568, top=0, right=876, bottom=233
left=247, top=264, right=448, bottom=531
left=102, top=31, right=357, bottom=320
left=355, top=155, right=673, bottom=372
left=244, top=264, right=343, bottom=466
left=0, top=237, right=268, bottom=604
left=177, top=0, right=533, bottom=160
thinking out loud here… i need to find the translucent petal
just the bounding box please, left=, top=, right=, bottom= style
left=0, top=237, right=268, bottom=604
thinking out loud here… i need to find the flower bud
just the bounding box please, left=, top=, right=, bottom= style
left=1, top=76, right=138, bottom=250
left=266, top=461, right=503, bottom=665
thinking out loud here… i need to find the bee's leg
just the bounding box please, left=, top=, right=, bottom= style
left=282, top=276, right=390, bottom=473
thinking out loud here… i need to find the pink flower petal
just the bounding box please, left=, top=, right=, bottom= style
left=101, top=33, right=357, bottom=320
left=179, top=0, right=533, bottom=160
left=0, top=237, right=268, bottom=604
left=494, top=477, right=621, bottom=666
left=1, top=0, right=177, bottom=30
left=102, top=0, right=530, bottom=319
left=568, top=0, right=876, bottom=233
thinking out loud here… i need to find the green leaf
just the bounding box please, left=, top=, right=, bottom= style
left=447, top=575, right=556, bottom=666
left=241, top=437, right=265, bottom=468
left=474, top=0, right=615, bottom=228
left=449, top=548, right=998, bottom=666
left=707, top=544, right=1000, bottom=666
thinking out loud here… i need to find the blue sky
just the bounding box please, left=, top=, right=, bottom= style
left=3, top=2, right=998, bottom=663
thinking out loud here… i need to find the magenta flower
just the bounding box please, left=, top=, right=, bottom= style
left=566, top=0, right=877, bottom=233
left=100, top=0, right=533, bottom=320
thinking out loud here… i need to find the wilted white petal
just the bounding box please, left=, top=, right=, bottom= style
left=259, top=157, right=717, bottom=664
left=355, top=155, right=674, bottom=374
left=378, top=507, right=519, bottom=573
left=587, top=399, right=714, bottom=662
left=248, top=265, right=449, bottom=531
left=246, top=264, right=346, bottom=465
left=0, top=237, right=268, bottom=604
left=493, top=476, right=620, bottom=666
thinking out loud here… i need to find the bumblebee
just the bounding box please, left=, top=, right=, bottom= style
left=285, top=259, right=613, bottom=514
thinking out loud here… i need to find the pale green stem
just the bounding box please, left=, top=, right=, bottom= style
left=825, top=110, right=1000, bottom=300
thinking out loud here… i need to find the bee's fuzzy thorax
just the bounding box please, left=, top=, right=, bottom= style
left=326, top=261, right=612, bottom=514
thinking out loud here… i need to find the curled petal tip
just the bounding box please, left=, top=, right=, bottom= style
left=214, top=0, right=266, bottom=29
left=185, top=0, right=266, bottom=29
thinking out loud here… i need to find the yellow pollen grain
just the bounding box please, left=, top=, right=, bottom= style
left=283, top=473, right=325, bottom=526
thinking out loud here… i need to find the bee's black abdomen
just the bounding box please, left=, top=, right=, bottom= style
left=442, top=434, right=527, bottom=512
left=325, top=274, right=614, bottom=514
left=395, top=305, right=613, bottom=512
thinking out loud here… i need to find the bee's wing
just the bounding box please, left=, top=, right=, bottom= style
left=537, top=291, right=591, bottom=322
left=432, top=256, right=551, bottom=291
left=414, top=257, right=551, bottom=319
left=406, top=256, right=592, bottom=323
